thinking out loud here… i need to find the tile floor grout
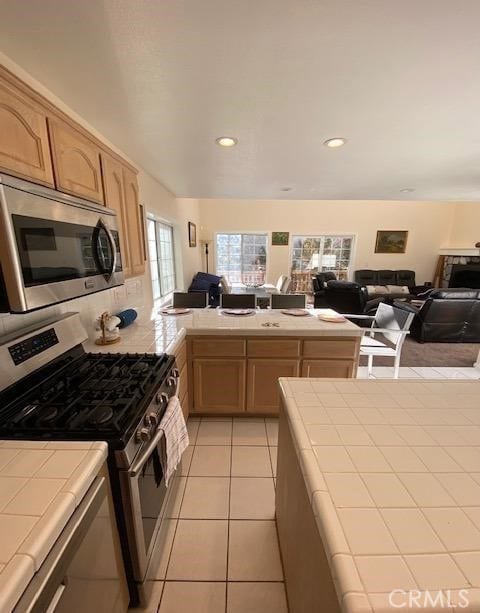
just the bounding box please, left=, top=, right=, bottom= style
left=151, top=416, right=285, bottom=613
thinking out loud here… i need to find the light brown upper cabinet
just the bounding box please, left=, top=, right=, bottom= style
left=48, top=118, right=104, bottom=203
left=101, top=152, right=131, bottom=272
left=122, top=166, right=146, bottom=277
left=0, top=81, right=54, bottom=186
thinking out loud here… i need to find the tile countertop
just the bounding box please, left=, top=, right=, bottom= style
left=83, top=308, right=362, bottom=354
left=278, top=377, right=480, bottom=613
left=0, top=441, right=108, bottom=613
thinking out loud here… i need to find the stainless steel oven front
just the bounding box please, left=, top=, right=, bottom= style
left=119, top=427, right=169, bottom=589
left=0, top=173, right=124, bottom=313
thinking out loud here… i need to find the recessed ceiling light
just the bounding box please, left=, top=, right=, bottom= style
left=400, top=188, right=415, bottom=193
left=215, top=136, right=237, bottom=147
left=324, top=137, right=347, bottom=148
left=280, top=186, right=293, bottom=192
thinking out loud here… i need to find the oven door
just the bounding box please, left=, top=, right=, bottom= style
left=119, top=428, right=169, bottom=583
left=0, top=175, right=124, bottom=312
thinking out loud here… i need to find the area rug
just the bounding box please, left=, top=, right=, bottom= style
left=359, top=336, right=480, bottom=368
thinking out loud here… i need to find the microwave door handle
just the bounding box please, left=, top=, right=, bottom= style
left=103, top=223, right=117, bottom=279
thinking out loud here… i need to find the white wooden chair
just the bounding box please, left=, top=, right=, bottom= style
left=262, top=275, right=288, bottom=293
left=347, top=303, right=414, bottom=378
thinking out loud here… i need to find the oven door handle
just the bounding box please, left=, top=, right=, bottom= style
left=130, top=428, right=164, bottom=478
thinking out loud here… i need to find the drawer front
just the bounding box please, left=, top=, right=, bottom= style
left=191, top=338, right=246, bottom=357
left=174, top=341, right=187, bottom=371
left=247, top=339, right=300, bottom=358
left=302, top=339, right=357, bottom=359
left=301, top=359, right=354, bottom=378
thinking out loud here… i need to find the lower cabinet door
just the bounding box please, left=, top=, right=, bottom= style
left=301, top=359, right=354, bottom=378
left=193, top=358, right=246, bottom=413
left=247, top=359, right=299, bottom=414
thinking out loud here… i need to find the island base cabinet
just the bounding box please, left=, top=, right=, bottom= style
left=301, top=358, right=354, bottom=378
left=276, top=407, right=341, bottom=613
left=247, top=359, right=299, bottom=415
left=188, top=335, right=360, bottom=416
left=193, top=358, right=246, bottom=413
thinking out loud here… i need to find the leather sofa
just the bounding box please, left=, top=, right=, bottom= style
left=354, top=269, right=425, bottom=300
left=355, top=269, right=416, bottom=287
left=324, top=280, right=383, bottom=319
left=395, top=288, right=480, bottom=342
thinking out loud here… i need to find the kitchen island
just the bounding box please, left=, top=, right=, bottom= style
left=85, top=308, right=363, bottom=416
left=276, top=377, right=480, bottom=612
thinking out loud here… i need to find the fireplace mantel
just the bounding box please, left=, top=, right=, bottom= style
left=439, top=248, right=480, bottom=256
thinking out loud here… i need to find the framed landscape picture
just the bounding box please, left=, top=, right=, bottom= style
left=272, top=231, right=289, bottom=246
left=375, top=230, right=408, bottom=254
left=188, top=222, right=196, bottom=247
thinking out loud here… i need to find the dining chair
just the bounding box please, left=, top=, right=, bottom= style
left=271, top=294, right=307, bottom=309
left=346, top=303, right=414, bottom=378
left=172, top=292, right=208, bottom=308
left=220, top=293, right=256, bottom=309
left=280, top=277, right=291, bottom=294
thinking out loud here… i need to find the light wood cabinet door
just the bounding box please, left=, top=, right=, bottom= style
left=247, top=358, right=299, bottom=414
left=101, top=152, right=131, bottom=275
left=122, top=166, right=145, bottom=277
left=0, top=82, right=54, bottom=185
left=301, top=359, right=354, bottom=378
left=48, top=118, right=104, bottom=203
left=193, top=359, right=246, bottom=413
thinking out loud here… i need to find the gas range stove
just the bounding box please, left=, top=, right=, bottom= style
left=0, top=312, right=181, bottom=606
left=0, top=313, right=179, bottom=465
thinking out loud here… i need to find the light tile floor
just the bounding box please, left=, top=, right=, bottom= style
left=131, top=365, right=480, bottom=612
left=131, top=416, right=286, bottom=613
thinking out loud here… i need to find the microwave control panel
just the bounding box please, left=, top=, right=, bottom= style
left=8, top=328, right=59, bottom=365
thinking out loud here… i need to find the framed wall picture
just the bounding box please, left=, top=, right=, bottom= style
left=375, top=230, right=408, bottom=254
left=188, top=222, right=197, bottom=247
left=272, top=231, right=289, bottom=246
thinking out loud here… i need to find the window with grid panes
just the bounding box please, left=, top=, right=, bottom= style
left=290, top=235, right=354, bottom=291
left=147, top=218, right=176, bottom=300
left=215, top=233, right=267, bottom=284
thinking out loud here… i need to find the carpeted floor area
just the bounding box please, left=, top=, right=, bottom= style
left=359, top=336, right=480, bottom=368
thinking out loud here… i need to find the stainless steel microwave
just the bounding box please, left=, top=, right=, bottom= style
left=0, top=174, right=124, bottom=313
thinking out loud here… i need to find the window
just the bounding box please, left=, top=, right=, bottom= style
left=147, top=218, right=176, bottom=300
left=290, top=235, right=354, bottom=292
left=216, top=233, right=267, bottom=284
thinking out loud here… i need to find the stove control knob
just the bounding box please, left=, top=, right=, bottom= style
left=155, top=392, right=169, bottom=405
left=136, top=427, right=150, bottom=443
left=145, top=412, right=158, bottom=427
left=172, top=368, right=180, bottom=379
left=167, top=376, right=176, bottom=388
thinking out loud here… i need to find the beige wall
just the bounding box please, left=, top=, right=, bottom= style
left=447, top=202, right=480, bottom=247
left=198, top=199, right=456, bottom=285
left=0, top=52, right=201, bottom=336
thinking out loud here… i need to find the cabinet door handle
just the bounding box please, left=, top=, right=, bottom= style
left=45, top=581, right=67, bottom=613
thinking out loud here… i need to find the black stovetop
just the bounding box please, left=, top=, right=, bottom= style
left=0, top=349, right=174, bottom=446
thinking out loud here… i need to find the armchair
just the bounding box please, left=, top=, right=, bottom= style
left=347, top=303, right=414, bottom=378
left=312, top=272, right=337, bottom=308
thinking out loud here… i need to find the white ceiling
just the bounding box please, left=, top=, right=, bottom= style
left=1, top=0, right=480, bottom=200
